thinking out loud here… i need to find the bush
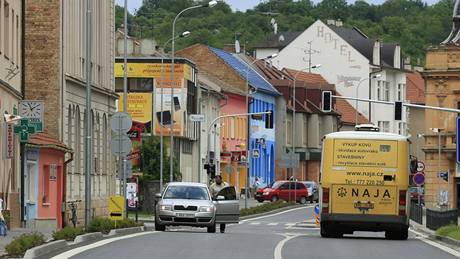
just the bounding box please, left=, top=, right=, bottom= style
left=88, top=217, right=115, bottom=234
left=52, top=227, right=85, bottom=241
left=88, top=217, right=142, bottom=234
left=436, top=225, right=460, bottom=240
left=240, top=201, right=295, bottom=217
left=5, top=232, right=46, bottom=257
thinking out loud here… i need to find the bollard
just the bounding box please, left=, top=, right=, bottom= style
left=314, top=205, right=320, bottom=226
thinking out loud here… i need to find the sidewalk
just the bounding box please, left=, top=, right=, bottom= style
left=0, top=227, right=53, bottom=256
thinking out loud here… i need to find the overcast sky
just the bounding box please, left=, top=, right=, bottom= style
left=116, top=0, right=442, bottom=13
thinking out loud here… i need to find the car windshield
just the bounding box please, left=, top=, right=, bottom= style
left=163, top=186, right=209, bottom=200
left=271, top=181, right=284, bottom=189
left=303, top=182, right=312, bottom=188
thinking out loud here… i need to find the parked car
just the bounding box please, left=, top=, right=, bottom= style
left=154, top=182, right=239, bottom=232
left=301, top=181, right=319, bottom=203
left=254, top=181, right=309, bottom=204
left=409, top=186, right=424, bottom=205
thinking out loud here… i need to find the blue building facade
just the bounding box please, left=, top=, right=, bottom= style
left=209, top=47, right=280, bottom=188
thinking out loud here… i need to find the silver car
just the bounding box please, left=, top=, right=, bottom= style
left=154, top=182, right=239, bottom=233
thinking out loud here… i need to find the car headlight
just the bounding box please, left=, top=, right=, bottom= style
left=199, top=206, right=214, bottom=213
left=263, top=192, right=269, bottom=195
left=159, top=205, right=172, bottom=211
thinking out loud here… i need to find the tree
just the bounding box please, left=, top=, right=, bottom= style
left=140, top=136, right=181, bottom=182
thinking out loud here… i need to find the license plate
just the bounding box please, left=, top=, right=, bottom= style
left=354, top=201, right=374, bottom=209
left=176, top=213, right=194, bottom=218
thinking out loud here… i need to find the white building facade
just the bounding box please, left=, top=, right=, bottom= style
left=268, top=20, right=408, bottom=134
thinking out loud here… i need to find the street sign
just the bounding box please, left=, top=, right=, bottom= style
left=111, top=134, right=132, bottom=157
left=252, top=149, right=260, bottom=159
left=126, top=183, right=138, bottom=208
left=4, top=124, right=14, bottom=159
left=110, top=112, right=132, bottom=134
left=457, top=116, right=460, bottom=164
left=416, top=161, right=425, bottom=172
left=108, top=195, right=125, bottom=221
left=413, top=172, right=425, bottom=186
left=14, top=118, right=36, bottom=143
left=189, top=114, right=205, bottom=122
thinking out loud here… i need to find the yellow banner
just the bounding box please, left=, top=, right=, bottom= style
left=114, top=63, right=192, bottom=81
left=118, top=93, right=152, bottom=124
left=332, top=139, right=398, bottom=168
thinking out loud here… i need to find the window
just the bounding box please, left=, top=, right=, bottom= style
left=377, top=81, right=382, bottom=100
left=182, top=139, right=193, bottom=154
left=384, top=81, right=390, bottom=101
left=397, top=83, right=405, bottom=101
left=115, top=78, right=153, bottom=92
left=4, top=1, right=9, bottom=58
left=216, top=186, right=237, bottom=200
left=398, top=122, right=406, bottom=136
left=378, top=121, right=390, bottom=133
left=187, top=80, right=197, bottom=114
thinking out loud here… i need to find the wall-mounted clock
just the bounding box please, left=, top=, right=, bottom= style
left=19, top=101, right=44, bottom=120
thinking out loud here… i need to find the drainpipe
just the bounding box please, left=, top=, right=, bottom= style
left=62, top=152, right=74, bottom=227
left=20, top=0, right=26, bottom=226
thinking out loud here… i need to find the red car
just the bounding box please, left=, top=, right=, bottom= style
left=255, top=181, right=309, bottom=204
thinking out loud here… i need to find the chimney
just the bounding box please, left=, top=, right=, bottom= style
left=326, top=19, right=335, bottom=25
left=223, top=44, right=246, bottom=54
left=335, top=19, right=343, bottom=27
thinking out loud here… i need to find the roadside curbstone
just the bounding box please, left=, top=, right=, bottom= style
left=73, top=232, right=103, bottom=244
left=108, top=226, right=144, bottom=236
left=23, top=240, right=67, bottom=259
left=434, top=235, right=460, bottom=247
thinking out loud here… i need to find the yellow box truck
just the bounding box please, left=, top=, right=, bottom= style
left=319, top=130, right=409, bottom=240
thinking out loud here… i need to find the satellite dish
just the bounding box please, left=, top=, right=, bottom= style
left=235, top=39, right=241, bottom=54
left=273, top=22, right=278, bottom=35
left=270, top=18, right=276, bottom=25
left=279, top=35, right=285, bottom=42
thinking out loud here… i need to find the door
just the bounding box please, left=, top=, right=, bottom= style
left=278, top=183, right=291, bottom=201
left=214, top=186, right=239, bottom=224
left=25, top=162, right=38, bottom=226
left=294, top=182, right=306, bottom=200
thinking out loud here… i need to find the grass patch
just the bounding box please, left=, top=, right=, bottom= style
left=52, top=227, right=85, bottom=241
left=5, top=232, right=46, bottom=257
left=240, top=201, right=295, bottom=217
left=436, top=225, right=460, bottom=240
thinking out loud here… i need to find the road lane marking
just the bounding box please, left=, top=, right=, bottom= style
left=250, top=222, right=261, bottom=225
left=268, top=223, right=279, bottom=226
left=274, top=234, right=299, bottom=259
left=50, top=231, right=156, bottom=259
left=285, top=223, right=295, bottom=227
left=410, top=229, right=460, bottom=257
left=240, top=205, right=314, bottom=223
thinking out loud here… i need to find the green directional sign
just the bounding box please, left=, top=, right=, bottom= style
left=14, top=119, right=36, bottom=143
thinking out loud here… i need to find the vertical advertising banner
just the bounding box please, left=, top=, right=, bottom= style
left=154, top=78, right=187, bottom=137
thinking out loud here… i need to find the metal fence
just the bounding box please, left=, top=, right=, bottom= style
left=426, top=208, right=458, bottom=230
left=409, top=201, right=423, bottom=225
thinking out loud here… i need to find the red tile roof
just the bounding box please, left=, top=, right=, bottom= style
left=335, top=96, right=369, bottom=125
left=284, top=68, right=330, bottom=86
left=28, top=133, right=71, bottom=152
left=406, top=71, right=425, bottom=104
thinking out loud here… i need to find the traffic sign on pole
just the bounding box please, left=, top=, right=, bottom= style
left=189, top=114, right=205, bottom=122
left=416, top=161, right=425, bottom=172
left=111, top=134, right=132, bottom=157
left=413, top=172, right=425, bottom=186
left=110, top=112, right=132, bottom=134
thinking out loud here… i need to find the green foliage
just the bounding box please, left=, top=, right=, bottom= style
left=436, top=225, right=460, bottom=240
left=116, top=0, right=456, bottom=66
left=52, top=227, right=85, bottom=241
left=140, top=136, right=181, bottom=182
left=5, top=232, right=46, bottom=257
left=240, top=201, right=295, bottom=217
left=88, top=217, right=142, bottom=234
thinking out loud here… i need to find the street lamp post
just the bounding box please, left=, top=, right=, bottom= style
left=159, top=31, right=190, bottom=192
left=170, top=1, right=217, bottom=182
left=85, top=0, right=93, bottom=227
left=291, top=64, right=320, bottom=203
left=244, top=53, right=278, bottom=209
left=355, top=74, right=381, bottom=125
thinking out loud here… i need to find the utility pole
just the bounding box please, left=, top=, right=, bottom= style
left=122, top=0, right=129, bottom=218
left=84, top=0, right=93, bottom=228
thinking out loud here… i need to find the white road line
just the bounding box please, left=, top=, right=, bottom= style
left=50, top=231, right=156, bottom=259
left=268, top=223, right=279, bottom=226
left=410, top=229, right=460, bottom=257
left=274, top=234, right=299, bottom=259
left=285, top=223, right=296, bottom=227
left=240, top=205, right=314, bottom=223
left=250, top=222, right=261, bottom=225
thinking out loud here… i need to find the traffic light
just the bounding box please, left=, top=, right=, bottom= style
left=410, top=159, right=418, bottom=174
left=394, top=101, right=402, bottom=121
left=265, top=110, right=274, bottom=129
left=438, top=172, right=448, bottom=182
left=208, top=164, right=216, bottom=179
left=322, top=91, right=332, bottom=112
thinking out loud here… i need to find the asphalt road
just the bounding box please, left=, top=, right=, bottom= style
left=52, top=203, right=460, bottom=259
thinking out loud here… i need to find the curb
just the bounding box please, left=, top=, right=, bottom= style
left=23, top=240, right=67, bottom=259
left=434, top=235, right=460, bottom=247
left=108, top=226, right=144, bottom=236
left=240, top=204, right=310, bottom=220
left=73, top=232, right=103, bottom=244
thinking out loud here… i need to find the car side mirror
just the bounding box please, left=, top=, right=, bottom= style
left=216, top=195, right=225, bottom=201
left=155, top=193, right=162, bottom=199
